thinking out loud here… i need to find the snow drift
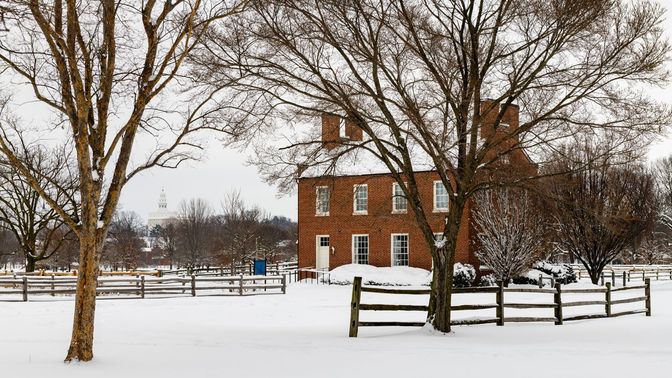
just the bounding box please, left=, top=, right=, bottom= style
left=327, top=264, right=432, bottom=286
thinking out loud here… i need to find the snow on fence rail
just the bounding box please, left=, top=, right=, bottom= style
left=0, top=274, right=286, bottom=301
left=348, top=276, right=651, bottom=337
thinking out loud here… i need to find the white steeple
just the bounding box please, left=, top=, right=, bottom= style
left=158, top=188, right=167, bottom=210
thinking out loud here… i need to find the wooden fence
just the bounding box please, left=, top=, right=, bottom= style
left=571, top=265, right=672, bottom=284
left=348, top=276, right=651, bottom=337
left=0, top=274, right=286, bottom=302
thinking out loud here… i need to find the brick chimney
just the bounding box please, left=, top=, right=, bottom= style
left=321, top=113, right=363, bottom=150
left=479, top=100, right=519, bottom=140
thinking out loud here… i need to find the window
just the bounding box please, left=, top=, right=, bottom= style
left=433, top=181, right=449, bottom=212
left=353, top=184, right=368, bottom=214
left=499, top=154, right=510, bottom=164
left=315, top=186, right=330, bottom=215
left=352, top=235, right=369, bottom=264
left=318, top=236, right=330, bottom=247
left=500, top=122, right=510, bottom=129
left=391, top=234, right=409, bottom=266
left=392, top=183, right=407, bottom=213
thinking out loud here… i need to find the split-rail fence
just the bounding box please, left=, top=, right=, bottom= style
left=348, top=276, right=651, bottom=337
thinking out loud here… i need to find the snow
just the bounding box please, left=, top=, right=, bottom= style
left=1, top=281, right=672, bottom=377
left=328, top=264, right=432, bottom=286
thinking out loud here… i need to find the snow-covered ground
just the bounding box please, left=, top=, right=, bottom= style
left=1, top=280, right=671, bottom=378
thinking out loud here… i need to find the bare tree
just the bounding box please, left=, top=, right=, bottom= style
left=654, top=155, right=672, bottom=232
left=153, top=223, right=179, bottom=269
left=218, top=191, right=265, bottom=266
left=0, top=147, right=78, bottom=272
left=194, top=0, right=671, bottom=331
left=473, top=188, right=546, bottom=285
left=103, top=212, right=146, bottom=271
left=548, top=144, right=658, bottom=284
left=176, top=198, right=214, bottom=269
left=0, top=0, right=247, bottom=361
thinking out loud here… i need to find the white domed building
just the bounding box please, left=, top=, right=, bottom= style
left=147, top=189, right=177, bottom=230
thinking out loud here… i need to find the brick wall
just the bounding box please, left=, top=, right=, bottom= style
left=297, top=171, right=477, bottom=271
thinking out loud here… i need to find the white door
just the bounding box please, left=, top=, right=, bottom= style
left=316, top=235, right=330, bottom=270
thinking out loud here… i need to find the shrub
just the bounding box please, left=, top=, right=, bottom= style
left=534, top=261, right=577, bottom=284
left=453, top=263, right=476, bottom=288
left=478, top=273, right=497, bottom=287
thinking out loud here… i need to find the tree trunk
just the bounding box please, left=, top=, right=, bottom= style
left=64, top=234, right=100, bottom=362
left=25, top=255, right=36, bottom=273
left=428, top=253, right=454, bottom=332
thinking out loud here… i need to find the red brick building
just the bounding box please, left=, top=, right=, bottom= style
left=297, top=101, right=536, bottom=272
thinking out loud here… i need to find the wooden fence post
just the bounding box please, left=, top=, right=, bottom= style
left=538, top=275, right=543, bottom=289
left=140, top=276, right=145, bottom=299
left=554, top=283, right=563, bottom=325
left=51, top=274, right=55, bottom=297
left=281, top=274, right=286, bottom=294
left=191, top=275, right=196, bottom=297
left=656, top=269, right=659, bottom=281
left=622, top=272, right=626, bottom=287
left=600, top=272, right=604, bottom=286
left=135, top=274, right=140, bottom=296
left=605, top=282, right=612, bottom=317
left=628, top=271, right=631, bottom=282
left=642, top=271, right=645, bottom=281
left=239, top=274, right=244, bottom=296
left=496, top=281, right=504, bottom=326
left=349, top=276, right=362, bottom=337
left=611, top=271, right=615, bottom=286
left=22, top=276, right=28, bottom=302
left=645, top=278, right=651, bottom=316
left=578, top=270, right=581, bottom=280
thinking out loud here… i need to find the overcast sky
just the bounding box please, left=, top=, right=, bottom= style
left=119, top=3, right=672, bottom=223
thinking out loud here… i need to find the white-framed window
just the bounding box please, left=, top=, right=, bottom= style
left=433, top=181, right=449, bottom=212
left=392, top=182, right=408, bottom=213
left=500, top=154, right=510, bottom=164
left=352, top=234, right=369, bottom=265
left=315, top=186, right=330, bottom=216
left=353, top=184, right=368, bottom=214
left=391, top=233, right=409, bottom=266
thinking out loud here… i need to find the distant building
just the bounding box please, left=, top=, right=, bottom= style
left=147, top=189, right=177, bottom=231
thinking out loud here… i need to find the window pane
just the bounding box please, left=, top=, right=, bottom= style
left=353, top=235, right=369, bottom=264
left=434, top=182, right=449, bottom=210
left=319, top=236, right=330, bottom=247
left=393, top=183, right=407, bottom=212
left=392, top=234, right=409, bottom=266
left=354, top=185, right=368, bottom=213
left=316, top=187, right=330, bottom=214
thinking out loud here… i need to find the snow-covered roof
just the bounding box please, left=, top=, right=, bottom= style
left=298, top=141, right=438, bottom=179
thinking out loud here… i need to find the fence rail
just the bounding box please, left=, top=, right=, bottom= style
left=570, top=264, right=672, bottom=285
left=348, top=277, right=651, bottom=337
left=0, top=274, right=286, bottom=301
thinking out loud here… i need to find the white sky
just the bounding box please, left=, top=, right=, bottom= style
left=72, top=3, right=672, bottom=222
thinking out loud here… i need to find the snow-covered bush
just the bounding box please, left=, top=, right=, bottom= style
left=533, top=261, right=577, bottom=284
left=453, top=263, right=476, bottom=287
left=478, top=273, right=497, bottom=287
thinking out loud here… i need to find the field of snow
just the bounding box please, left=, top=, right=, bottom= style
left=1, top=280, right=671, bottom=378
